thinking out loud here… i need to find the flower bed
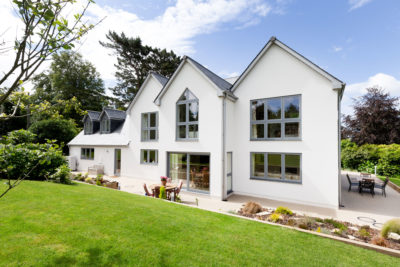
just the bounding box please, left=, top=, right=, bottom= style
left=71, top=173, right=119, bottom=189
left=237, top=202, right=400, bottom=251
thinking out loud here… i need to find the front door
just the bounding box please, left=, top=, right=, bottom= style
left=114, top=149, right=121, bottom=176
left=168, top=153, right=210, bottom=192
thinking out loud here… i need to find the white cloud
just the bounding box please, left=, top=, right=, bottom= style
left=0, top=0, right=274, bottom=86
left=332, top=46, right=343, bottom=52
left=342, top=73, right=400, bottom=115
left=348, top=0, right=372, bottom=11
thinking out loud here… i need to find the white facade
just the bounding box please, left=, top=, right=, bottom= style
left=69, top=37, right=345, bottom=209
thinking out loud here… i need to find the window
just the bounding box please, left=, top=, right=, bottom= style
left=250, top=152, right=301, bottom=183
left=141, top=112, right=158, bottom=141
left=141, top=149, right=158, bottom=165
left=84, top=119, right=92, bottom=135
left=81, top=148, right=94, bottom=160
left=100, top=117, right=110, bottom=134
left=250, top=95, right=301, bottom=140
left=176, top=89, right=199, bottom=140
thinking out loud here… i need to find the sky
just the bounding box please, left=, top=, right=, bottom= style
left=1, top=0, right=400, bottom=115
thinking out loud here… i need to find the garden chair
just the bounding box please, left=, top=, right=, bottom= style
left=346, top=174, right=359, bottom=192
left=176, top=180, right=183, bottom=195
left=374, top=177, right=389, bottom=197
left=143, top=183, right=153, bottom=197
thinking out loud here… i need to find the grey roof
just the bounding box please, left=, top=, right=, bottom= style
left=187, top=57, right=232, bottom=91
left=103, top=108, right=126, bottom=120
left=68, top=124, right=129, bottom=146
left=86, top=110, right=101, bottom=121
left=151, top=71, right=168, bottom=86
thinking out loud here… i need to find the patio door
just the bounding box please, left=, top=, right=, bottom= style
left=168, top=153, right=210, bottom=192
left=114, top=149, right=121, bottom=176
left=227, top=152, right=232, bottom=194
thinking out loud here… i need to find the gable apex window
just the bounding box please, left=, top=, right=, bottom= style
left=141, top=112, right=158, bottom=141
left=176, top=89, right=199, bottom=140
left=250, top=95, right=301, bottom=140
left=100, top=116, right=111, bottom=134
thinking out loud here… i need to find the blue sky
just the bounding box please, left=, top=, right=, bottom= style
left=2, top=0, right=400, bottom=114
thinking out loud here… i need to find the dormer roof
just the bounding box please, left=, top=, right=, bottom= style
left=82, top=110, right=101, bottom=122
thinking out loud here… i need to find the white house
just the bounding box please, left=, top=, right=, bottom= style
left=68, top=37, right=345, bottom=209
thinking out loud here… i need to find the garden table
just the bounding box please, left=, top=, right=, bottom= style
left=149, top=183, right=178, bottom=201
left=358, top=178, right=375, bottom=196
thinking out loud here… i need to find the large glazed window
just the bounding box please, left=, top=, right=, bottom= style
left=250, top=152, right=301, bottom=183
left=250, top=95, right=301, bottom=140
left=81, top=148, right=94, bottom=160
left=141, top=112, right=158, bottom=141
left=176, top=89, right=199, bottom=140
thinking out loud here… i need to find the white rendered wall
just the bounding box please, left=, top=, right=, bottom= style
left=69, top=146, right=119, bottom=175
left=229, top=44, right=339, bottom=208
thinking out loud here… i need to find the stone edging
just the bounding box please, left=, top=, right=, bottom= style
left=388, top=181, right=400, bottom=194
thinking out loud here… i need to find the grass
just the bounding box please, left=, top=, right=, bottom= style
left=378, top=175, right=400, bottom=187
left=0, top=181, right=399, bottom=266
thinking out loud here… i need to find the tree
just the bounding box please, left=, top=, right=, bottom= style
left=342, top=87, right=400, bottom=145
left=29, top=118, right=79, bottom=154
left=0, top=0, right=98, bottom=115
left=100, top=31, right=181, bottom=107
left=31, top=51, right=108, bottom=125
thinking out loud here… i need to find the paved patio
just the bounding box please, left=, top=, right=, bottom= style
left=94, top=171, right=400, bottom=229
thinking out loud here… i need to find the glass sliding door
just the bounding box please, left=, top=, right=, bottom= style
left=168, top=153, right=210, bottom=192
left=169, top=153, right=188, bottom=188
left=189, top=155, right=209, bottom=191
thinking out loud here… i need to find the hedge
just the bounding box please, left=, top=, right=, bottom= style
left=341, top=139, right=400, bottom=176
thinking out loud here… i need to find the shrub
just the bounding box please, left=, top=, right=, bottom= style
left=4, top=129, right=36, bottom=144
left=381, top=218, right=400, bottom=238
left=268, top=213, right=280, bottom=223
left=242, top=202, right=262, bottom=214
left=275, top=206, right=293, bottom=215
left=159, top=186, right=167, bottom=199
left=0, top=132, right=66, bottom=182
left=96, top=174, right=103, bottom=186
left=85, top=177, right=92, bottom=184
left=371, top=236, right=388, bottom=247
left=49, top=164, right=72, bottom=184
left=323, top=218, right=347, bottom=231
left=358, top=228, right=370, bottom=238
left=29, top=118, right=79, bottom=154
left=287, top=219, right=296, bottom=226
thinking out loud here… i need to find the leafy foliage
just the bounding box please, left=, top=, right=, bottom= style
left=0, top=0, right=96, bottom=109
left=100, top=31, right=181, bottom=108
left=275, top=206, right=293, bottom=215
left=341, top=140, right=400, bottom=176
left=342, top=88, right=400, bottom=145
left=0, top=130, right=67, bottom=184
left=159, top=186, right=167, bottom=199
left=4, top=129, right=36, bottom=144
left=29, top=118, right=79, bottom=154
left=49, top=164, right=72, bottom=184
left=31, top=52, right=108, bottom=126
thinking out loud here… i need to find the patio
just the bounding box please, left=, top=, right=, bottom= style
left=101, top=172, right=400, bottom=228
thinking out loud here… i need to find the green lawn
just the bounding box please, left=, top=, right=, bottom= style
left=378, top=175, right=400, bottom=187
left=0, top=181, right=399, bottom=266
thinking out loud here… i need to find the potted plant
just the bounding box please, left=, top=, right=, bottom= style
left=160, top=176, right=168, bottom=186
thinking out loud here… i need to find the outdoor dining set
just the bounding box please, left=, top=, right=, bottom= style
left=143, top=176, right=183, bottom=202
left=347, top=172, right=389, bottom=197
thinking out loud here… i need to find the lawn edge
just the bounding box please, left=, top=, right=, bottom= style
left=73, top=180, right=400, bottom=258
